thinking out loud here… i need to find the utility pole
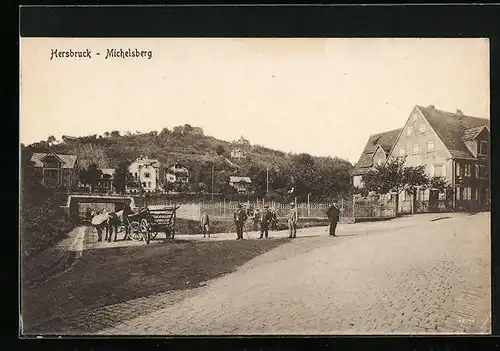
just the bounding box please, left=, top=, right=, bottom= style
left=266, top=167, right=269, bottom=193
left=211, top=165, right=214, bottom=200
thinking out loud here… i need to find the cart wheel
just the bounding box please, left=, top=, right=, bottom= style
left=129, top=221, right=142, bottom=241
left=140, top=218, right=150, bottom=244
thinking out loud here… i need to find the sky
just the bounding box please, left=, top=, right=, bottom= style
left=20, top=38, right=490, bottom=163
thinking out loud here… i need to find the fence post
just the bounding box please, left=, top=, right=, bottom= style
left=223, top=198, right=226, bottom=217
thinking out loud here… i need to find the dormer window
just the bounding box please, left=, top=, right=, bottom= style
left=419, top=124, right=426, bottom=134
left=144, top=172, right=150, bottom=178
left=479, top=140, right=488, bottom=156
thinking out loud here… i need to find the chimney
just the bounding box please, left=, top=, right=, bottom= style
left=456, top=109, right=464, bottom=115
left=428, top=105, right=435, bottom=109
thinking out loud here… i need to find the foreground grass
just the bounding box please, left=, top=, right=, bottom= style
left=22, top=237, right=289, bottom=333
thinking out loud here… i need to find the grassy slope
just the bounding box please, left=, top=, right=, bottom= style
left=22, top=236, right=290, bottom=333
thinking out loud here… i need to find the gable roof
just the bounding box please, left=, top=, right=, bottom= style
left=416, top=105, right=489, bottom=159
left=30, top=152, right=78, bottom=169
left=230, top=176, right=252, bottom=183
left=352, top=128, right=402, bottom=176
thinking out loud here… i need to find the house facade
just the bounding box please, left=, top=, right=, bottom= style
left=351, top=128, right=402, bottom=188
left=30, top=150, right=78, bottom=188
left=230, top=148, right=246, bottom=160
left=165, top=163, right=190, bottom=183
left=128, top=156, right=161, bottom=193
left=387, top=105, right=490, bottom=212
left=229, top=176, right=252, bottom=194
left=98, top=168, right=115, bottom=191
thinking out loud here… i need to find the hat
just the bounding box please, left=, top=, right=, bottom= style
left=290, top=202, right=295, bottom=206
left=237, top=203, right=242, bottom=208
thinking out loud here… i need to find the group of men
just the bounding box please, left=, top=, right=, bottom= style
left=232, top=201, right=340, bottom=240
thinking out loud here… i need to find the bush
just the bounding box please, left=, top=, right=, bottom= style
left=21, top=187, right=74, bottom=259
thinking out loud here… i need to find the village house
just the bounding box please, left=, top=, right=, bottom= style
left=351, top=128, right=402, bottom=189
left=353, top=104, right=490, bottom=213
left=229, top=176, right=252, bottom=194
left=128, top=155, right=161, bottom=193
left=98, top=168, right=115, bottom=192
left=30, top=150, right=79, bottom=188
left=165, top=162, right=190, bottom=183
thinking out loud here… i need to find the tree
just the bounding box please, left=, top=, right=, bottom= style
left=86, top=163, right=101, bottom=192
left=362, top=156, right=429, bottom=215
left=110, top=131, right=121, bottom=137
left=215, top=145, right=226, bottom=156
left=47, top=135, right=56, bottom=145
left=104, top=131, right=110, bottom=138
left=403, top=165, right=430, bottom=214
left=113, top=161, right=130, bottom=194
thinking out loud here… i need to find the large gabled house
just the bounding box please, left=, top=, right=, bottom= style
left=29, top=150, right=79, bottom=188
left=354, top=104, right=490, bottom=213
left=351, top=128, right=402, bottom=189
left=387, top=105, right=490, bottom=212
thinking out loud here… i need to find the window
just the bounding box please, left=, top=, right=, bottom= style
left=134, top=172, right=138, bottom=178
left=434, top=164, right=443, bottom=177
left=412, top=144, right=419, bottom=155
left=407, top=126, right=413, bottom=136
left=419, top=124, right=426, bottom=134
left=147, top=182, right=151, bottom=188
left=377, top=159, right=383, bottom=165
left=479, top=141, right=488, bottom=156
left=456, top=163, right=461, bottom=176
left=412, top=114, right=417, bottom=122
left=463, top=187, right=472, bottom=200
left=475, top=164, right=479, bottom=178
left=479, top=165, right=488, bottom=179
left=465, top=164, right=472, bottom=177
left=427, top=141, right=435, bottom=152
left=399, top=147, right=406, bottom=157
left=144, top=172, right=150, bottom=178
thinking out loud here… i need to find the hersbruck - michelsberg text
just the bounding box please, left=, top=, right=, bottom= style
left=105, top=49, right=153, bottom=60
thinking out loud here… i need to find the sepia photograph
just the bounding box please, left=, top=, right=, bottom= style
left=20, top=37, right=491, bottom=335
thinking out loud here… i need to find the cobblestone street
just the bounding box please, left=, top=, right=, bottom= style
left=94, top=212, right=490, bottom=335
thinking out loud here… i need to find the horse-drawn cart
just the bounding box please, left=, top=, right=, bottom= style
left=128, top=205, right=180, bottom=244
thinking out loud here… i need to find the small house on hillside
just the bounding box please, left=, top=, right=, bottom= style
left=165, top=162, right=190, bottom=183
left=230, top=148, right=246, bottom=160
left=229, top=176, right=252, bottom=194
left=30, top=150, right=78, bottom=188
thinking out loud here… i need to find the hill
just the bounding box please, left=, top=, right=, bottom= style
left=22, top=125, right=354, bottom=202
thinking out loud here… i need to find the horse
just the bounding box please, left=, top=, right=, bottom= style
left=105, top=203, right=135, bottom=242
left=89, top=209, right=111, bottom=242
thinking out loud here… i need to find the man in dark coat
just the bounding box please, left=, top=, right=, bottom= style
left=326, top=202, right=340, bottom=237
left=233, top=203, right=248, bottom=240
left=259, top=205, right=273, bottom=239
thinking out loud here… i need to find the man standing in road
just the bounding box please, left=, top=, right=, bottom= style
left=326, top=202, right=340, bottom=237
left=233, top=203, right=248, bottom=240
left=288, top=202, right=298, bottom=238
left=259, top=205, right=273, bottom=239
left=201, top=211, right=210, bottom=238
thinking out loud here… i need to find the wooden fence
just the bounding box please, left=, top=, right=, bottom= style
left=137, top=197, right=397, bottom=222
